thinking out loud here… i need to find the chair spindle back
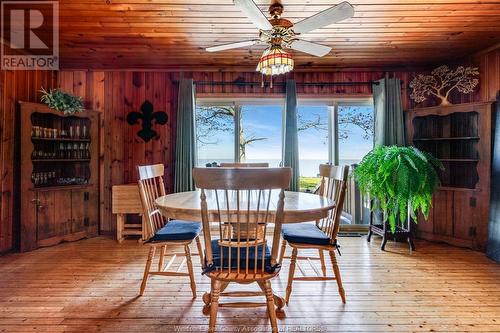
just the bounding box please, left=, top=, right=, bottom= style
left=193, top=167, right=291, bottom=275
left=317, top=164, right=350, bottom=243
left=137, top=164, right=167, bottom=240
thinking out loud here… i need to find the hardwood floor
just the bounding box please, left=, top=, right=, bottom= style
left=0, top=235, right=499, bottom=332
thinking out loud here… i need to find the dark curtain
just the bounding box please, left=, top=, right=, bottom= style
left=372, top=77, right=405, bottom=146
left=487, top=92, right=500, bottom=262
left=371, top=77, right=405, bottom=227
left=283, top=79, right=300, bottom=191
left=174, top=78, right=196, bottom=192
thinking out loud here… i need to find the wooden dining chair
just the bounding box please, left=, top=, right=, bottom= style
left=219, top=162, right=269, bottom=167
left=137, top=164, right=204, bottom=299
left=279, top=164, right=349, bottom=304
left=193, top=167, right=292, bottom=333
left=219, top=163, right=269, bottom=238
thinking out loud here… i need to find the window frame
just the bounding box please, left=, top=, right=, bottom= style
left=196, top=97, right=374, bottom=165
left=297, top=97, right=373, bottom=165
left=196, top=98, right=285, bottom=163
left=197, top=97, right=374, bottom=231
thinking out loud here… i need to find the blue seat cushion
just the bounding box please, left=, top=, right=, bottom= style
left=209, top=239, right=276, bottom=272
left=150, top=220, right=202, bottom=242
left=281, top=223, right=331, bottom=246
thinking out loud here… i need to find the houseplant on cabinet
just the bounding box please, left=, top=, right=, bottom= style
left=40, top=88, right=85, bottom=115
left=354, top=146, right=442, bottom=248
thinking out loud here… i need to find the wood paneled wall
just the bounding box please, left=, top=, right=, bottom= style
left=0, top=49, right=498, bottom=252
left=474, top=47, right=500, bottom=102
left=0, top=70, right=57, bottom=252
left=57, top=71, right=178, bottom=234
left=57, top=70, right=418, bottom=235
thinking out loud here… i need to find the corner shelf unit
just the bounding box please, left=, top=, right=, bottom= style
left=17, top=102, right=100, bottom=252
left=405, top=102, right=493, bottom=251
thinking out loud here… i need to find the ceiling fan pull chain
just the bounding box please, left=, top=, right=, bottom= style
left=270, top=75, right=273, bottom=89
left=261, top=73, right=264, bottom=88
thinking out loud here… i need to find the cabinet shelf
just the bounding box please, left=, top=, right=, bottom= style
left=406, top=102, right=493, bottom=251
left=413, top=136, right=480, bottom=141
left=18, top=102, right=100, bottom=252
left=31, top=137, right=91, bottom=142
left=30, top=184, right=94, bottom=191
left=32, top=159, right=91, bottom=162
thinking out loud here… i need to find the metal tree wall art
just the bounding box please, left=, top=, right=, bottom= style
left=127, top=100, right=168, bottom=142
left=409, top=65, right=479, bottom=106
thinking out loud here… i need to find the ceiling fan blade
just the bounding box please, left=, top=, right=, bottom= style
left=293, top=1, right=354, bottom=34
left=206, top=40, right=261, bottom=52
left=233, top=0, right=273, bottom=30
left=290, top=40, right=332, bottom=57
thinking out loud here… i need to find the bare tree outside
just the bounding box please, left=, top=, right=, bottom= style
left=196, top=105, right=267, bottom=161
left=297, top=106, right=374, bottom=141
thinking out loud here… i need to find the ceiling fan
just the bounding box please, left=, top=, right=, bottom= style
left=206, top=0, right=355, bottom=74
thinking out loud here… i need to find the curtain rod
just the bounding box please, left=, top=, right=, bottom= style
left=173, top=80, right=380, bottom=87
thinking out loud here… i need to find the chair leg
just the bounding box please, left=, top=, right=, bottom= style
left=209, top=279, right=222, bottom=333
left=408, top=236, right=416, bottom=252
left=381, top=234, right=388, bottom=251
left=158, top=245, right=167, bottom=271
left=140, top=246, right=156, bottom=296
left=184, top=244, right=197, bottom=299
left=258, top=280, right=278, bottom=333
left=329, top=250, right=346, bottom=304
left=318, top=250, right=327, bottom=276
left=285, top=247, right=298, bottom=305
left=279, top=239, right=287, bottom=264
left=195, top=236, right=204, bottom=267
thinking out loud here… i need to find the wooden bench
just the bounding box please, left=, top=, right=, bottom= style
left=112, top=184, right=144, bottom=243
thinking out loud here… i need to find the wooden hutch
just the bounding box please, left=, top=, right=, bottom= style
left=406, top=102, right=493, bottom=251
left=16, top=102, right=100, bottom=252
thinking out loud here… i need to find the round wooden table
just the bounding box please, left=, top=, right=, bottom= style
left=155, top=190, right=335, bottom=312
left=155, top=190, right=335, bottom=224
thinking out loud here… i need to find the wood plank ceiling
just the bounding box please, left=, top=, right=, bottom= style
left=56, top=0, right=500, bottom=69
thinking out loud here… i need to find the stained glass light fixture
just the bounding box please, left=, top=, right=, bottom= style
left=256, top=45, right=294, bottom=76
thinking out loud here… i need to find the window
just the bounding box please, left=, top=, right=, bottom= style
left=297, top=105, right=330, bottom=191
left=196, top=99, right=374, bottom=189
left=196, top=98, right=374, bottom=227
left=240, top=104, right=283, bottom=166
left=297, top=100, right=374, bottom=195
left=195, top=100, right=283, bottom=166
left=337, top=104, right=374, bottom=165
left=196, top=103, right=235, bottom=166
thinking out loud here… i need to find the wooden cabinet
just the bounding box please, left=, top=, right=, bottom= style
left=406, top=102, right=493, bottom=251
left=17, top=102, right=100, bottom=251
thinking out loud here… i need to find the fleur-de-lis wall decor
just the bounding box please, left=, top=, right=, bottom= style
left=126, top=100, right=168, bottom=142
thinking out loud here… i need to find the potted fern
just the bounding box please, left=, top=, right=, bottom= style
left=353, top=145, right=442, bottom=233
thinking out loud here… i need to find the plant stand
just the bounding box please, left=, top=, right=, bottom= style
left=367, top=202, right=415, bottom=253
